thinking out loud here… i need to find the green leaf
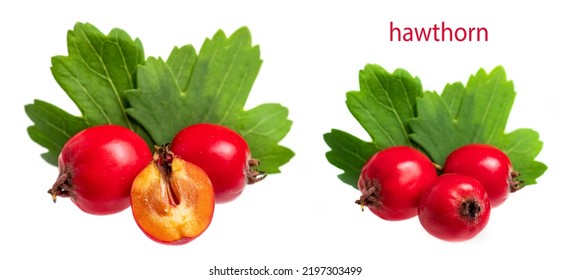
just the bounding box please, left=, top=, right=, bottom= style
left=441, top=82, right=465, bottom=117
left=50, top=22, right=149, bottom=138
left=24, top=100, right=88, bottom=165
left=231, top=103, right=294, bottom=173
left=167, top=45, right=198, bottom=90
left=409, top=66, right=547, bottom=185
left=324, top=65, right=424, bottom=188
left=125, top=57, right=186, bottom=145
left=126, top=27, right=293, bottom=174
left=496, top=129, right=546, bottom=185
left=186, top=28, right=262, bottom=125
left=324, top=129, right=378, bottom=187
left=26, top=23, right=154, bottom=164
left=347, top=65, right=422, bottom=147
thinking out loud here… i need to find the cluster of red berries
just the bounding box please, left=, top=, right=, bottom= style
left=356, top=144, right=520, bottom=242
left=49, top=123, right=262, bottom=245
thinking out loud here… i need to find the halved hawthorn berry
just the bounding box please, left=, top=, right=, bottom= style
left=130, top=145, right=215, bottom=245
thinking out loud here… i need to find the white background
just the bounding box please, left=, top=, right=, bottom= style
left=2, top=1, right=568, bottom=279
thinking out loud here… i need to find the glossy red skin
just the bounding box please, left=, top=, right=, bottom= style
left=57, top=125, right=152, bottom=215
left=170, top=123, right=250, bottom=203
left=418, top=173, right=491, bottom=242
left=443, top=144, right=513, bottom=207
left=358, top=146, right=438, bottom=221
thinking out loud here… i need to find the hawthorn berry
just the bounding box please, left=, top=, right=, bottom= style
left=130, top=145, right=215, bottom=245
left=48, top=125, right=152, bottom=215
left=170, top=123, right=265, bottom=203
left=418, top=173, right=491, bottom=242
left=443, top=143, right=521, bottom=207
left=356, top=146, right=438, bottom=221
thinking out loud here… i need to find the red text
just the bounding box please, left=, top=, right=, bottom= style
left=390, top=21, right=488, bottom=42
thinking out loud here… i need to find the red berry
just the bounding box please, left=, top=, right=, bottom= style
left=443, top=143, right=520, bottom=207
left=170, top=123, right=265, bottom=203
left=356, top=146, right=438, bottom=221
left=48, top=125, right=152, bottom=215
left=418, top=173, right=491, bottom=242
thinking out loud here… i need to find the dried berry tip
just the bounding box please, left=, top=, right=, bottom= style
left=355, top=180, right=380, bottom=211
left=153, top=144, right=181, bottom=206
left=460, top=199, right=481, bottom=220
left=48, top=166, right=73, bottom=203
left=247, top=159, right=267, bottom=184
left=153, top=144, right=174, bottom=168
left=509, top=170, right=524, bottom=193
